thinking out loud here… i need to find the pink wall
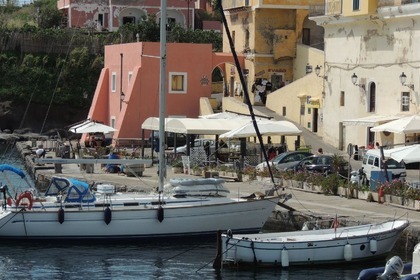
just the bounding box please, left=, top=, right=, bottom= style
left=87, top=42, right=242, bottom=142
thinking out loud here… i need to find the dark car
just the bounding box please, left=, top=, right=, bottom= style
left=256, top=151, right=313, bottom=171
left=287, top=154, right=351, bottom=178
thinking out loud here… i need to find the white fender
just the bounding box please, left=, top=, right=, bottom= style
left=370, top=238, right=377, bottom=254
left=344, top=243, right=352, bottom=261
left=281, top=248, right=289, bottom=268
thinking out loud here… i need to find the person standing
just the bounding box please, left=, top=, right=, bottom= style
left=36, top=146, right=46, bottom=158
left=204, top=141, right=210, bottom=164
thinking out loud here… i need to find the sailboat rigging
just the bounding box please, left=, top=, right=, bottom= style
left=0, top=1, right=279, bottom=240
left=217, top=0, right=277, bottom=187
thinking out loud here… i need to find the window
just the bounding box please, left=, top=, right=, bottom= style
left=307, top=108, right=311, bottom=114
left=245, top=29, right=250, bottom=49
left=340, top=91, right=345, bottom=106
left=167, top=18, right=176, bottom=31
left=402, top=92, right=410, bottom=112
left=128, top=72, right=133, bottom=85
left=169, top=72, right=187, bottom=94
left=374, top=157, right=379, bottom=167
left=300, top=105, right=305, bottom=115
left=232, top=31, right=235, bottom=46
left=111, top=72, right=116, bottom=92
left=307, top=122, right=311, bottom=129
left=111, top=117, right=116, bottom=129
left=353, top=0, right=360, bottom=11
left=368, top=83, right=376, bottom=112
left=98, top=14, right=104, bottom=26
left=282, top=106, right=286, bottom=116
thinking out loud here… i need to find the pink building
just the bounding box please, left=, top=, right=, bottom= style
left=57, top=0, right=196, bottom=31
left=87, top=42, right=241, bottom=142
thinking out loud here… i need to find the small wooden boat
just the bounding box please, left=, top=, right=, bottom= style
left=215, top=219, right=409, bottom=268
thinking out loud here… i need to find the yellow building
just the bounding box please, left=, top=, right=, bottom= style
left=221, top=0, right=324, bottom=100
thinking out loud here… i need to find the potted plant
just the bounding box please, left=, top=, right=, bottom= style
left=171, top=160, right=184, bottom=174
left=192, top=165, right=203, bottom=176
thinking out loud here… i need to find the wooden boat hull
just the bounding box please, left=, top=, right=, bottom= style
left=221, top=220, right=409, bottom=267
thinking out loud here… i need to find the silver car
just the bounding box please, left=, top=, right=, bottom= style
left=256, top=151, right=313, bottom=171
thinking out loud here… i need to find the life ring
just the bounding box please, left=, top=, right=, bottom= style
left=15, top=191, right=33, bottom=210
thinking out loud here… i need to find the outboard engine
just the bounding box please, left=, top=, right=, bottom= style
left=378, top=256, right=404, bottom=280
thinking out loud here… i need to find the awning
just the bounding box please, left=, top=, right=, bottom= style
left=342, top=115, right=401, bottom=126
left=141, top=117, right=251, bottom=135
left=69, top=120, right=117, bottom=133
left=307, top=97, right=320, bottom=108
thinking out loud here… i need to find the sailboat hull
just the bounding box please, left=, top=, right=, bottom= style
left=0, top=197, right=277, bottom=240
left=221, top=220, right=409, bottom=267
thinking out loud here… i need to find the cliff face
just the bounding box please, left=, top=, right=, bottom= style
left=0, top=101, right=89, bottom=136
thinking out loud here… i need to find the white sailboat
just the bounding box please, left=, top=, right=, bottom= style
left=0, top=0, right=279, bottom=240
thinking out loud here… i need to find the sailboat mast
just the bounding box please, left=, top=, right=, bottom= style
left=158, top=0, right=167, bottom=194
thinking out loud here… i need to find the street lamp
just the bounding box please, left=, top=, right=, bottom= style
left=351, top=73, right=365, bottom=90
left=399, top=72, right=414, bottom=90
left=315, top=65, right=327, bottom=80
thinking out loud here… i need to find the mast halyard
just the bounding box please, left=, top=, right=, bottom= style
left=158, top=0, right=167, bottom=196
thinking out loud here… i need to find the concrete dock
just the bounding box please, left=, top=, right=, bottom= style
left=15, top=141, right=420, bottom=253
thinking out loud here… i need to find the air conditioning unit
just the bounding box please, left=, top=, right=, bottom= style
left=402, top=96, right=410, bottom=106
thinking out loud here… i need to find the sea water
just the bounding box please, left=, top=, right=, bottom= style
left=0, top=145, right=408, bottom=279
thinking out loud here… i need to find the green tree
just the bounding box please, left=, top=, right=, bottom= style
left=33, top=0, right=63, bottom=28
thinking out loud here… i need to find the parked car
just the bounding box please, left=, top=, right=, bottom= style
left=256, top=151, right=313, bottom=172
left=175, top=138, right=216, bottom=155
left=286, top=154, right=351, bottom=178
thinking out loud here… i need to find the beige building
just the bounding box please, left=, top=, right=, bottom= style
left=310, top=0, right=420, bottom=150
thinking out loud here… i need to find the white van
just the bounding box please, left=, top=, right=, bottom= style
left=175, top=138, right=216, bottom=154
left=362, top=149, right=406, bottom=181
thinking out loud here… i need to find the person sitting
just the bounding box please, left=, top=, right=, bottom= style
left=105, top=152, right=120, bottom=173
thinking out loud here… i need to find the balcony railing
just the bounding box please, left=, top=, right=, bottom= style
left=310, top=0, right=420, bottom=17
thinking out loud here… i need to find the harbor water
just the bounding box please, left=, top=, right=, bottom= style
left=0, top=145, right=410, bottom=279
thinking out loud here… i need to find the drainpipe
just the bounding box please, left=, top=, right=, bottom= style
left=120, top=53, right=123, bottom=111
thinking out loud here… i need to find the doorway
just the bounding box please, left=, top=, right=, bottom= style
left=312, top=108, right=318, bottom=133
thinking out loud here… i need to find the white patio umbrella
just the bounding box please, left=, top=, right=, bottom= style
left=219, top=120, right=301, bottom=139
left=370, top=115, right=420, bottom=134
left=383, top=144, right=420, bottom=164
left=69, top=120, right=117, bottom=134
